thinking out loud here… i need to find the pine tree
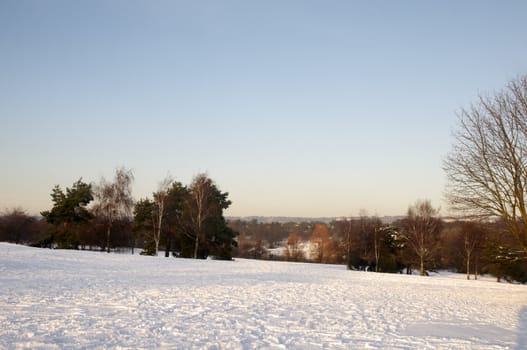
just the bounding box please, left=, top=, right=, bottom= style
left=41, top=179, right=93, bottom=249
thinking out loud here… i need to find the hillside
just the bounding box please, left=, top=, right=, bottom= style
left=1, top=243, right=525, bottom=349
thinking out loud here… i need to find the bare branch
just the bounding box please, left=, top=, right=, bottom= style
left=444, top=75, right=527, bottom=252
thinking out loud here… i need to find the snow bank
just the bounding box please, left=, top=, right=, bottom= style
left=0, top=243, right=525, bottom=349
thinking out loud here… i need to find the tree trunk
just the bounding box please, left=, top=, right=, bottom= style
left=466, top=251, right=471, bottom=280
left=465, top=232, right=473, bottom=280
left=155, top=221, right=161, bottom=256
left=194, top=235, right=199, bottom=259
left=374, top=233, right=380, bottom=272
left=347, top=234, right=351, bottom=268
left=165, top=235, right=171, bottom=257
left=467, top=252, right=470, bottom=280
left=420, top=257, right=425, bottom=276
left=106, top=223, right=112, bottom=253
left=154, top=231, right=160, bottom=256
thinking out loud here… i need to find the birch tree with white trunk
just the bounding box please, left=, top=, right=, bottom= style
left=401, top=200, right=442, bottom=276
left=93, top=167, right=134, bottom=253
left=152, top=175, right=172, bottom=255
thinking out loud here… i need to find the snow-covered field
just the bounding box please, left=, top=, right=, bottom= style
left=1, top=243, right=525, bottom=349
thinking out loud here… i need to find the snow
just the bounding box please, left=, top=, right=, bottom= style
left=1, top=243, right=526, bottom=349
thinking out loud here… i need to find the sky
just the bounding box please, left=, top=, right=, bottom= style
left=1, top=1, right=527, bottom=218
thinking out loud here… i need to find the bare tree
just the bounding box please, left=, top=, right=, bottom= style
left=401, top=200, right=441, bottom=276
left=186, top=174, right=216, bottom=259
left=368, top=217, right=383, bottom=272
left=346, top=219, right=352, bottom=267
left=286, top=232, right=304, bottom=261
left=372, top=226, right=382, bottom=272
left=173, top=174, right=233, bottom=259
left=310, top=223, right=335, bottom=263
left=444, top=75, right=527, bottom=253
left=152, top=175, right=172, bottom=256
left=460, top=221, right=484, bottom=280
left=0, top=207, right=37, bottom=244
left=334, top=218, right=354, bottom=268
left=354, top=213, right=382, bottom=270
left=93, top=168, right=134, bottom=253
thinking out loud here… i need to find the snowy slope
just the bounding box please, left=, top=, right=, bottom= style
left=1, top=243, right=525, bottom=349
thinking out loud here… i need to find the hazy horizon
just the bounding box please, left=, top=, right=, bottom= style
left=2, top=1, right=527, bottom=217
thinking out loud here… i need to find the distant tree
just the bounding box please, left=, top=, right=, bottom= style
left=351, top=214, right=381, bottom=270
left=229, top=220, right=259, bottom=258
left=482, top=237, right=527, bottom=283
left=286, top=232, right=304, bottom=261
left=184, top=174, right=215, bottom=259
left=76, top=216, right=102, bottom=250
left=185, top=174, right=216, bottom=259
left=310, top=223, right=333, bottom=263
left=163, top=181, right=188, bottom=257
left=439, top=222, right=466, bottom=273
left=151, top=175, right=173, bottom=256
left=132, top=175, right=173, bottom=256
left=228, top=220, right=303, bottom=251
left=366, top=217, right=384, bottom=272
left=181, top=174, right=236, bottom=259
left=108, top=218, right=134, bottom=251
left=334, top=219, right=366, bottom=270
left=354, top=215, right=372, bottom=269
left=234, top=232, right=250, bottom=258
left=400, top=200, right=442, bottom=276
left=376, top=224, right=405, bottom=273
left=0, top=208, right=36, bottom=244
left=41, top=179, right=93, bottom=248
left=459, top=221, right=485, bottom=280
left=444, top=75, right=527, bottom=254
left=231, top=224, right=268, bottom=260
left=344, top=220, right=353, bottom=267
left=250, top=239, right=267, bottom=260
left=207, top=216, right=238, bottom=260
left=133, top=198, right=156, bottom=255
left=333, top=219, right=354, bottom=268
left=92, top=167, right=134, bottom=253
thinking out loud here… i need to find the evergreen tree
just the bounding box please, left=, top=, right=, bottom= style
left=482, top=239, right=527, bottom=283
left=163, top=181, right=188, bottom=257
left=40, top=179, right=93, bottom=249
left=133, top=198, right=156, bottom=255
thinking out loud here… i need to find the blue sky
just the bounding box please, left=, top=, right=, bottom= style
left=1, top=1, right=527, bottom=217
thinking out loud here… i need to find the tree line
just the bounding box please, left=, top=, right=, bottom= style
left=2, top=198, right=525, bottom=282
left=0, top=172, right=237, bottom=260
left=230, top=199, right=526, bottom=282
